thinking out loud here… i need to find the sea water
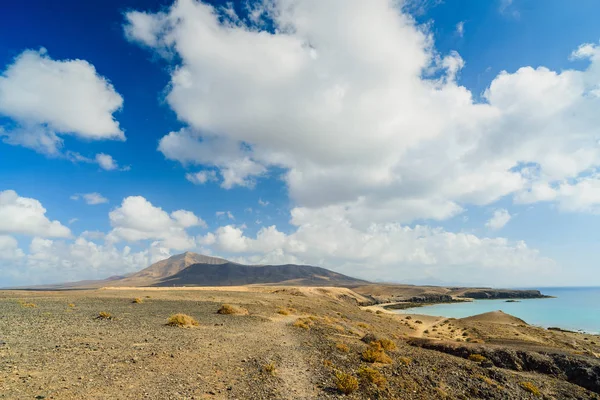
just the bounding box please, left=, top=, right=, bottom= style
left=394, top=287, right=600, bottom=333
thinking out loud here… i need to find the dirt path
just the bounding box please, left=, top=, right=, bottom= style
left=267, top=315, right=319, bottom=399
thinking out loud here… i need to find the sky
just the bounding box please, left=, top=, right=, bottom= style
left=1, top=0, right=600, bottom=287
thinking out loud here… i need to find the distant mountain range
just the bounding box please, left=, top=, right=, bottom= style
left=29, top=252, right=369, bottom=289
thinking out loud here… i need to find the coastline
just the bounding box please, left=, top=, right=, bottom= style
left=385, top=293, right=600, bottom=335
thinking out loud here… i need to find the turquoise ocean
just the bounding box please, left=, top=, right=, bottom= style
left=394, top=287, right=600, bottom=334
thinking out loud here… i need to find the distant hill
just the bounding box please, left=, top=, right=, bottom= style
left=47, top=252, right=368, bottom=288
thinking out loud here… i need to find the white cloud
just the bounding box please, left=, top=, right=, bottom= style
left=107, top=196, right=205, bottom=250
left=186, top=170, right=217, bottom=185
left=68, top=218, right=79, bottom=225
left=0, top=49, right=124, bottom=155
left=209, top=207, right=555, bottom=286
left=124, top=1, right=600, bottom=226
left=3, top=236, right=151, bottom=286
left=516, top=174, right=600, bottom=213
left=94, top=153, right=130, bottom=171
left=72, top=192, right=109, bottom=205
left=0, top=235, right=25, bottom=261
left=216, top=211, right=235, bottom=220
left=485, top=209, right=512, bottom=230
left=456, top=21, right=465, bottom=37
left=95, top=153, right=117, bottom=171
left=258, top=198, right=269, bottom=206
left=0, top=190, right=71, bottom=238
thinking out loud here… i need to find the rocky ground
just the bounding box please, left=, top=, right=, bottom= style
left=0, top=287, right=598, bottom=399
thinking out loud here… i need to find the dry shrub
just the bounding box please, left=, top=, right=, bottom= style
left=132, top=298, right=143, bottom=304
left=399, top=356, right=412, bottom=365
left=96, top=311, right=112, bottom=320
left=365, top=309, right=374, bottom=313
left=277, top=308, right=290, bottom=315
left=357, top=366, right=387, bottom=389
left=323, top=359, right=334, bottom=369
left=332, top=324, right=345, bottom=332
left=263, top=362, right=277, bottom=376
left=519, top=381, right=541, bottom=397
left=468, top=354, right=486, bottom=363
left=68, top=303, right=75, bottom=308
left=21, top=302, right=37, bottom=308
left=476, top=374, right=496, bottom=386
left=166, top=313, right=199, bottom=327
left=336, top=343, right=350, bottom=353
left=377, top=338, right=397, bottom=352
left=357, top=322, right=371, bottom=329
left=293, top=317, right=314, bottom=330
left=362, top=342, right=392, bottom=364
left=334, top=371, right=359, bottom=395
left=217, top=304, right=248, bottom=315
left=415, top=320, right=423, bottom=324
left=375, top=310, right=384, bottom=315
left=405, top=316, right=412, bottom=320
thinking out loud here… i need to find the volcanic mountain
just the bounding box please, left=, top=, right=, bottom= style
left=101, top=252, right=368, bottom=287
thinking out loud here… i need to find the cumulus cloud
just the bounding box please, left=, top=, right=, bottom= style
left=209, top=208, right=554, bottom=286
left=124, top=1, right=600, bottom=225
left=186, top=170, right=217, bottom=185
left=0, top=235, right=25, bottom=261
left=485, top=209, right=512, bottom=230
left=95, top=153, right=118, bottom=171
left=0, top=190, right=71, bottom=238
left=107, top=196, right=205, bottom=250
left=2, top=235, right=152, bottom=286
left=0, top=49, right=124, bottom=155
left=159, top=129, right=266, bottom=188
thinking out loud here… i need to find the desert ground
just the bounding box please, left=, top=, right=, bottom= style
left=1, top=286, right=599, bottom=399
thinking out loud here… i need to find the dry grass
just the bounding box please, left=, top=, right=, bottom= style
left=21, top=302, right=37, bottom=308
left=68, top=303, right=75, bottom=308
left=377, top=338, right=397, bottom=352
left=361, top=342, right=392, bottom=364
left=476, top=374, right=499, bottom=388
left=399, top=356, right=412, bottom=365
left=96, top=311, right=112, bottom=320
left=132, top=298, right=143, bottom=304
left=166, top=313, right=199, bottom=327
left=468, top=354, right=486, bottom=363
left=357, top=366, right=387, bottom=389
left=293, top=317, right=314, bottom=330
left=277, top=308, right=290, bottom=315
left=334, top=371, right=359, bottom=395
left=263, top=362, right=277, bottom=376
left=519, top=381, right=541, bottom=397
left=336, top=343, right=350, bottom=353
left=356, top=322, right=371, bottom=329
left=217, top=304, right=248, bottom=315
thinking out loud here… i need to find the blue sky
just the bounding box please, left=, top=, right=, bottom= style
left=1, top=0, right=600, bottom=287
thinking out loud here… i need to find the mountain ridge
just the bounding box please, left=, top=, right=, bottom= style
left=48, top=252, right=369, bottom=288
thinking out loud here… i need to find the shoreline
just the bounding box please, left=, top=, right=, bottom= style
left=385, top=296, right=600, bottom=336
